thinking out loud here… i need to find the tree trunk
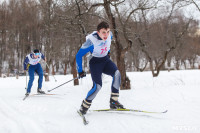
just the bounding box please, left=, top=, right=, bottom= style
left=0, top=40, right=2, bottom=78
left=0, top=68, right=1, bottom=77
left=103, top=0, right=131, bottom=90
left=183, top=61, right=187, bottom=69
left=56, top=63, right=59, bottom=73
left=135, top=59, right=148, bottom=72
left=44, top=73, right=49, bottom=81
left=64, top=62, right=67, bottom=75
left=1, top=16, right=6, bottom=78
left=52, top=63, right=55, bottom=75
left=16, top=74, right=19, bottom=79
left=167, top=59, right=171, bottom=72
left=116, top=49, right=131, bottom=89
left=72, top=58, right=79, bottom=85
left=7, top=69, right=10, bottom=77
left=175, top=60, right=180, bottom=70
left=149, top=50, right=169, bottom=77
left=149, top=61, right=161, bottom=77
left=45, top=64, right=50, bottom=81
left=0, top=41, right=2, bottom=76
left=189, top=59, right=195, bottom=69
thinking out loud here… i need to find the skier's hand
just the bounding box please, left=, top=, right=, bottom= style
left=107, top=51, right=110, bottom=58
left=78, top=71, right=86, bottom=78
left=24, top=70, right=27, bottom=74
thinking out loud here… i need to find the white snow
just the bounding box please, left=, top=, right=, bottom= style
left=0, top=70, right=200, bottom=133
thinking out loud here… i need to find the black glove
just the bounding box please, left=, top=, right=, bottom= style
left=78, top=71, right=86, bottom=78
left=107, top=51, right=111, bottom=58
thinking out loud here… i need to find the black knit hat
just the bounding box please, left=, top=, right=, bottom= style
left=33, top=49, right=39, bottom=53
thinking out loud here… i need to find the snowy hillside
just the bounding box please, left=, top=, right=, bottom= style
left=0, top=70, right=200, bottom=133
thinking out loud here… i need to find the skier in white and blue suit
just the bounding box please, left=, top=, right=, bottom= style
left=23, top=49, right=46, bottom=96
left=76, top=21, right=125, bottom=115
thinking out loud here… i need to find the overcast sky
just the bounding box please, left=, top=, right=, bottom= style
left=184, top=2, right=200, bottom=21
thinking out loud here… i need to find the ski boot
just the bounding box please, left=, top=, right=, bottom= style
left=37, top=89, right=45, bottom=94
left=110, top=93, right=125, bottom=109
left=79, top=99, right=91, bottom=115
left=25, top=92, right=30, bottom=96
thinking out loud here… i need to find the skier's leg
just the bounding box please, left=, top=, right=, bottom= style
left=103, top=60, right=124, bottom=109
left=35, top=63, right=45, bottom=94
left=103, top=60, right=120, bottom=93
left=79, top=57, right=104, bottom=114
left=85, top=81, right=102, bottom=102
left=86, top=57, right=104, bottom=102
left=27, top=66, right=35, bottom=93
left=36, top=63, right=43, bottom=89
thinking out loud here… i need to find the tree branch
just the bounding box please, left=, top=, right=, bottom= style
left=191, top=0, right=200, bottom=12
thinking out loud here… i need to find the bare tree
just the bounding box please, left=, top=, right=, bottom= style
left=0, top=2, right=7, bottom=76
left=39, top=0, right=59, bottom=81
left=134, top=1, right=192, bottom=76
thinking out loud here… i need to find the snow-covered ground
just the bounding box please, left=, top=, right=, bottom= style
left=0, top=70, right=200, bottom=133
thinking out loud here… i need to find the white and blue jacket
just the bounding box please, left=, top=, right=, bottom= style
left=24, top=53, right=45, bottom=70
left=76, top=31, right=113, bottom=73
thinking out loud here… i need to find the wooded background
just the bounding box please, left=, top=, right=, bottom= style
left=0, top=0, right=200, bottom=89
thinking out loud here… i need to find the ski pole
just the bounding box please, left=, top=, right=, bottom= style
left=45, top=62, right=57, bottom=82
left=47, top=77, right=79, bottom=92
left=25, top=71, right=28, bottom=89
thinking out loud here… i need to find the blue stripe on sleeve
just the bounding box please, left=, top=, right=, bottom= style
left=76, top=39, right=94, bottom=73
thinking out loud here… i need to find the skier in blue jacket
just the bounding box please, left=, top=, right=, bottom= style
left=24, top=49, right=46, bottom=96
left=76, top=21, right=124, bottom=115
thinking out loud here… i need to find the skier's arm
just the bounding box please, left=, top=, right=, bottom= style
left=41, top=53, right=46, bottom=61
left=76, top=39, right=94, bottom=73
left=110, top=31, right=113, bottom=40
left=108, top=31, right=113, bottom=57
left=23, top=56, right=30, bottom=71
left=107, top=50, right=111, bottom=57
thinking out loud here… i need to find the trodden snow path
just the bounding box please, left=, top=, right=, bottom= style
left=0, top=70, right=200, bottom=133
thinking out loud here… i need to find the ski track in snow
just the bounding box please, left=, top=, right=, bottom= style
left=0, top=70, right=200, bottom=133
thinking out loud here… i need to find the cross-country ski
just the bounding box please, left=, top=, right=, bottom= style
left=77, top=110, right=89, bottom=125
left=91, top=108, right=168, bottom=114
left=23, top=93, right=58, bottom=101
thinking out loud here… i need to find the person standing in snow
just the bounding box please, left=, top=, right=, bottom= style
left=76, top=21, right=125, bottom=115
left=23, top=49, right=46, bottom=96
